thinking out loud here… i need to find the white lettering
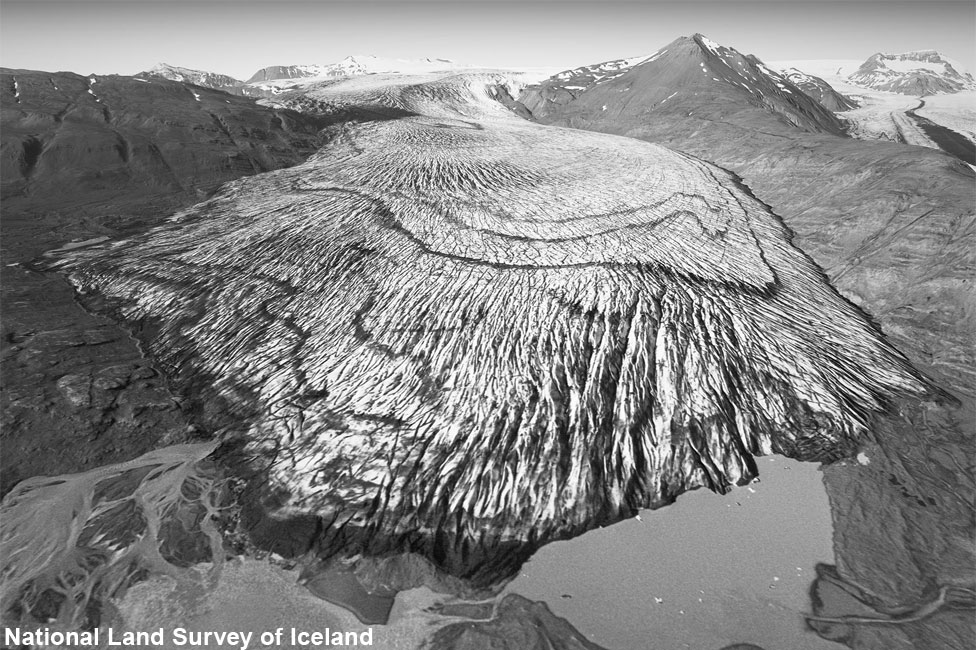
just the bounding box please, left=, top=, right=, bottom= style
left=108, top=628, right=165, bottom=646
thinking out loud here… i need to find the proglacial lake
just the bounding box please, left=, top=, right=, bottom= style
left=506, top=454, right=840, bottom=650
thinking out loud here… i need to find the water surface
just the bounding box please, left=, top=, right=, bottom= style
left=506, top=454, right=838, bottom=650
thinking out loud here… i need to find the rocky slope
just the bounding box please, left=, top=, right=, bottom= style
left=848, top=51, right=976, bottom=95
left=0, top=69, right=330, bottom=209
left=0, top=67, right=338, bottom=495
left=137, top=63, right=244, bottom=91
left=781, top=67, right=858, bottom=111
left=520, top=34, right=848, bottom=136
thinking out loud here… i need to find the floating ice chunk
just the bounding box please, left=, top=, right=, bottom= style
left=191, top=90, right=201, bottom=102
left=856, top=452, right=870, bottom=465
left=133, top=78, right=149, bottom=83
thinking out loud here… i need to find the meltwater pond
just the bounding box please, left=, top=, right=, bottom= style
left=505, top=454, right=839, bottom=650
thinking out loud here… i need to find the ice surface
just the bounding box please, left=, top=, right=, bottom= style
left=915, top=90, right=976, bottom=142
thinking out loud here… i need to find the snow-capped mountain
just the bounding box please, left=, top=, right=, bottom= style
left=847, top=51, right=976, bottom=95
left=246, top=55, right=467, bottom=83
left=780, top=67, right=858, bottom=111
left=544, top=51, right=670, bottom=89
left=520, top=34, right=846, bottom=135
left=137, top=63, right=243, bottom=90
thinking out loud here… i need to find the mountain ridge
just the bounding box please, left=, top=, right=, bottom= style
left=847, top=50, right=976, bottom=94
left=519, top=33, right=848, bottom=136
left=245, top=55, right=470, bottom=83
left=137, top=62, right=243, bottom=90
left=780, top=67, right=858, bottom=111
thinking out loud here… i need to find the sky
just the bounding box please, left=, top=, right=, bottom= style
left=1, top=0, right=973, bottom=80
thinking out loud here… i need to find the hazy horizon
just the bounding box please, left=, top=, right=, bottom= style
left=1, top=0, right=974, bottom=80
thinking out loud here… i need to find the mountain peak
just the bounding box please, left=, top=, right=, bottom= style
left=849, top=49, right=975, bottom=94
left=138, top=63, right=243, bottom=89
left=521, top=34, right=847, bottom=135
